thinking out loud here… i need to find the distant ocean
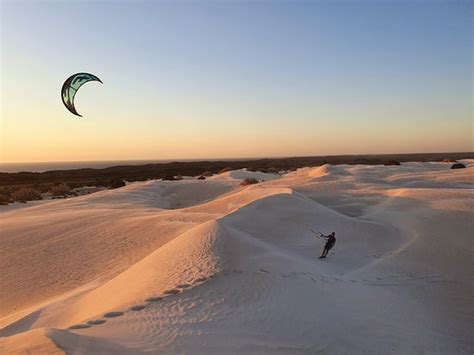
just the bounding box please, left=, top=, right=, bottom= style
left=0, top=158, right=250, bottom=173
left=0, top=160, right=172, bottom=173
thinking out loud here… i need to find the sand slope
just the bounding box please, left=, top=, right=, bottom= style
left=1, top=162, right=472, bottom=354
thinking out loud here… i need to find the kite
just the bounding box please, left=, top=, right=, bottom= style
left=61, top=73, right=102, bottom=117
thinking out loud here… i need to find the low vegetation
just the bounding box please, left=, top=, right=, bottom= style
left=451, top=163, right=466, bottom=169
left=110, top=179, right=126, bottom=189
left=51, top=183, right=71, bottom=196
left=11, top=187, right=42, bottom=203
left=240, top=178, right=259, bottom=186
left=384, top=160, right=401, bottom=166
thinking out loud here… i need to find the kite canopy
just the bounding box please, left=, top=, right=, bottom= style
left=61, top=73, right=102, bottom=117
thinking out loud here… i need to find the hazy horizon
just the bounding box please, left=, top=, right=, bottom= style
left=2, top=149, right=473, bottom=164
left=1, top=0, right=472, bottom=163
left=1, top=150, right=472, bottom=174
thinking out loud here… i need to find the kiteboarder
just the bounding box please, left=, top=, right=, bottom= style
left=319, top=232, right=336, bottom=259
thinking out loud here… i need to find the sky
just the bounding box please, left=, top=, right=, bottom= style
left=1, top=0, right=472, bottom=163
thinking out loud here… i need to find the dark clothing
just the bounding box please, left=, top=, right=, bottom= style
left=327, top=235, right=336, bottom=244
left=320, top=234, right=336, bottom=258
left=325, top=240, right=335, bottom=250
left=324, top=235, right=336, bottom=249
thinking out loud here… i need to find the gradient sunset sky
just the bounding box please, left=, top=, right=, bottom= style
left=1, top=0, right=472, bottom=163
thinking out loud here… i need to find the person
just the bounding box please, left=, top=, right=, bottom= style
left=319, top=232, right=336, bottom=259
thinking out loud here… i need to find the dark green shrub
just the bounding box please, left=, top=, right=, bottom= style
left=110, top=179, right=126, bottom=189
left=384, top=160, right=401, bottom=166
left=162, top=174, right=177, bottom=181
left=451, top=163, right=466, bottom=169
left=240, top=178, right=259, bottom=186
left=0, top=194, right=10, bottom=205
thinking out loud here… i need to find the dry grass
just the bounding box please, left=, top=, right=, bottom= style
left=51, top=183, right=71, bottom=196
left=11, top=187, right=41, bottom=203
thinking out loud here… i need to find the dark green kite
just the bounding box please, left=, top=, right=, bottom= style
left=61, top=73, right=103, bottom=117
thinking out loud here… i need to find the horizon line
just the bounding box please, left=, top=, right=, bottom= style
left=1, top=151, right=473, bottom=165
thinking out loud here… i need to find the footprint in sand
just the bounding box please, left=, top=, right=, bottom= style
left=176, top=284, right=190, bottom=289
left=146, top=297, right=163, bottom=302
left=87, top=319, right=106, bottom=325
left=163, top=289, right=180, bottom=295
left=104, top=311, right=124, bottom=318
left=69, top=324, right=91, bottom=329
left=130, top=305, right=146, bottom=311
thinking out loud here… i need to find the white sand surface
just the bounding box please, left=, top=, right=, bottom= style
left=0, top=161, right=472, bottom=354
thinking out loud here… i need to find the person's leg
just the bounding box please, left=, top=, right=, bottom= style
left=325, top=243, right=334, bottom=257
left=325, top=242, right=331, bottom=256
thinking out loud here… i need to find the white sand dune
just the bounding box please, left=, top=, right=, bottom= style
left=0, top=162, right=472, bottom=354
left=209, top=168, right=281, bottom=182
